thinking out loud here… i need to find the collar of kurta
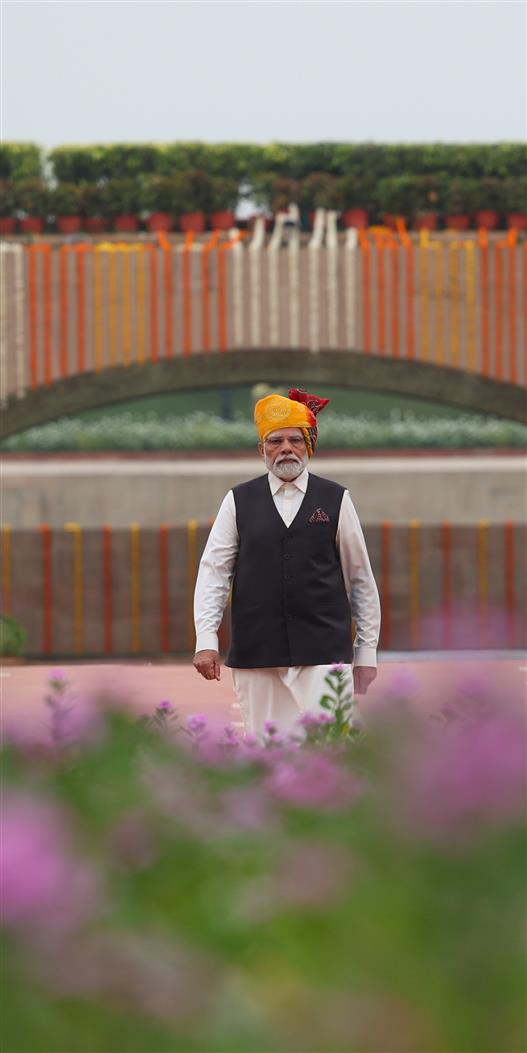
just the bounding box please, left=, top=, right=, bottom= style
left=268, top=468, right=309, bottom=495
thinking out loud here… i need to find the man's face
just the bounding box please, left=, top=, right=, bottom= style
left=258, top=428, right=309, bottom=480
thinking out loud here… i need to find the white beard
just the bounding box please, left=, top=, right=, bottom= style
left=265, top=452, right=308, bottom=480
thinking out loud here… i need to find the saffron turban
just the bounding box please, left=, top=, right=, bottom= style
left=254, top=388, right=330, bottom=456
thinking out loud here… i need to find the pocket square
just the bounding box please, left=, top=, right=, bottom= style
left=308, top=507, right=331, bottom=523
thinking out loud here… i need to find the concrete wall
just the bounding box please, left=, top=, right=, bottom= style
left=3, top=455, right=525, bottom=527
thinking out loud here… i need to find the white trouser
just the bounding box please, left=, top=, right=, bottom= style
left=231, top=665, right=354, bottom=737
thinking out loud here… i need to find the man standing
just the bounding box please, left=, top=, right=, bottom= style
left=193, top=388, right=381, bottom=734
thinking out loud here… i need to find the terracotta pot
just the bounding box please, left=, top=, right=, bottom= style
left=113, top=214, right=140, bottom=233
left=210, top=210, right=235, bottom=231
left=57, top=215, right=82, bottom=234
left=19, top=216, right=44, bottom=234
left=179, top=211, right=206, bottom=233
left=146, top=212, right=173, bottom=233
left=343, top=208, right=368, bottom=230
left=446, top=215, right=470, bottom=231
left=383, top=213, right=406, bottom=231
left=0, top=217, right=17, bottom=235
left=507, top=212, right=527, bottom=231
left=475, top=210, right=499, bottom=231
left=413, top=212, right=438, bottom=231
left=84, top=216, right=107, bottom=233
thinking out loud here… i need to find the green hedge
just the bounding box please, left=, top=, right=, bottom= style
left=2, top=411, right=525, bottom=452
left=47, top=142, right=527, bottom=183
left=0, top=143, right=42, bottom=180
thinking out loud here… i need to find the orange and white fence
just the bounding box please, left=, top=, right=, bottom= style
left=2, top=520, right=524, bottom=657
left=1, top=221, right=525, bottom=405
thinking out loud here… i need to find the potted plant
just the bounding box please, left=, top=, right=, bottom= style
left=252, top=173, right=301, bottom=216
left=0, top=180, right=18, bottom=234
left=298, top=172, right=340, bottom=225
left=411, top=175, right=443, bottom=231
left=142, top=176, right=177, bottom=232
left=79, top=183, right=109, bottom=233
left=49, top=182, right=83, bottom=234
left=337, top=173, right=372, bottom=229
left=15, top=179, right=48, bottom=234
left=472, top=177, right=502, bottom=230
left=105, top=179, right=141, bottom=232
left=443, top=179, right=472, bottom=230
left=374, top=176, right=414, bottom=229
left=209, top=176, right=239, bottom=231
left=0, top=613, right=26, bottom=665
left=178, top=170, right=210, bottom=233
left=503, top=177, right=527, bottom=231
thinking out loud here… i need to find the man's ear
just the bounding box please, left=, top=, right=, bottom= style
left=258, top=442, right=265, bottom=459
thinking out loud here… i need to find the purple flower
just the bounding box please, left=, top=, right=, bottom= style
left=267, top=753, right=360, bottom=810
left=157, top=700, right=173, bottom=713
left=1, top=792, right=101, bottom=931
left=329, top=663, right=346, bottom=674
left=49, top=668, right=68, bottom=687
left=264, top=721, right=278, bottom=736
left=187, top=713, right=208, bottom=735
left=222, top=724, right=239, bottom=743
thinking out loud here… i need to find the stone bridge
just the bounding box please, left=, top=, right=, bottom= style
left=1, top=213, right=525, bottom=436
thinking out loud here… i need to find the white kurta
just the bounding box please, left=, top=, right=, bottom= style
left=194, top=467, right=381, bottom=734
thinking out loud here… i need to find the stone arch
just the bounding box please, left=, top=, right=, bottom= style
left=2, top=349, right=526, bottom=438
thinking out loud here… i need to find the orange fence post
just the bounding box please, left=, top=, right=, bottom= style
left=405, top=241, right=414, bottom=360
left=390, top=242, right=399, bottom=358
left=149, top=246, right=158, bottom=363
left=504, top=522, right=515, bottom=648
left=495, top=242, right=504, bottom=381
left=507, top=236, right=517, bottom=384
left=102, top=525, right=113, bottom=655
left=40, top=524, right=53, bottom=655
left=59, top=246, right=69, bottom=379
left=163, top=244, right=173, bottom=359
left=479, top=234, right=490, bottom=378
left=478, top=519, right=489, bottom=647
left=183, top=232, right=194, bottom=356
left=409, top=520, right=420, bottom=649
left=130, top=523, right=141, bottom=654
left=65, top=522, right=84, bottom=656
left=76, top=247, right=87, bottom=373
left=159, top=524, right=170, bottom=653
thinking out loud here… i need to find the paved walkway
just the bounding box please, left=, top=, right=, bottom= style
left=1, top=653, right=525, bottom=741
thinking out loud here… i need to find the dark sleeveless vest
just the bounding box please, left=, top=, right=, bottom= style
left=226, top=473, right=352, bottom=668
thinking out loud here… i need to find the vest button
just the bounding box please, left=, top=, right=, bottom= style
left=283, top=553, right=291, bottom=559
left=284, top=575, right=292, bottom=581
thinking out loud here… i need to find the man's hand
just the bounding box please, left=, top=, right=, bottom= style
left=353, top=666, right=377, bottom=695
left=193, top=649, right=221, bottom=681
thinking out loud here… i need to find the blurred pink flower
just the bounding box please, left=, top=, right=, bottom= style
left=157, top=700, right=173, bottom=713
left=187, top=714, right=208, bottom=735
left=409, top=707, right=526, bottom=838
left=1, top=792, right=101, bottom=930
left=267, top=752, right=360, bottom=810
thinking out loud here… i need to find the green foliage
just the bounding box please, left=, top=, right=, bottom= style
left=2, top=411, right=525, bottom=453
left=0, top=614, right=26, bottom=657
left=502, top=177, right=527, bottom=213
left=0, top=181, right=18, bottom=217
left=0, top=143, right=42, bottom=180
left=78, top=182, right=109, bottom=218
left=48, top=182, right=83, bottom=216
left=297, top=172, right=342, bottom=210
left=13, top=179, right=50, bottom=216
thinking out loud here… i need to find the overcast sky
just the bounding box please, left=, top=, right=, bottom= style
left=2, top=0, right=526, bottom=146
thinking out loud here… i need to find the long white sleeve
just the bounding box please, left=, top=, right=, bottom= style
left=336, top=490, right=381, bottom=667
left=193, top=491, right=239, bottom=652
